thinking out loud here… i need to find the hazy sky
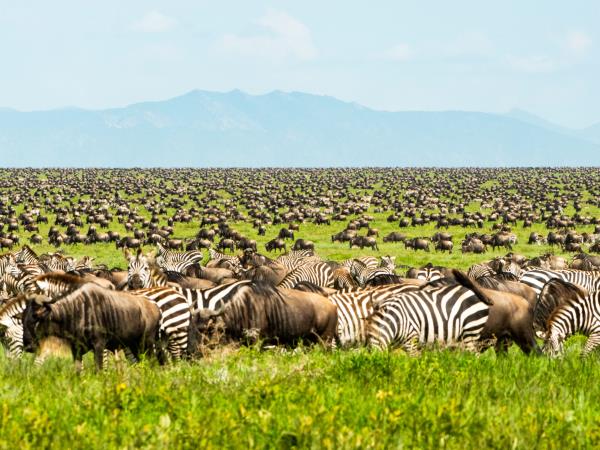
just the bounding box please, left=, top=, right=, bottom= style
left=1, top=2, right=598, bottom=128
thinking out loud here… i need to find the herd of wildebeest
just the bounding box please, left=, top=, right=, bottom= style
left=2, top=167, right=600, bottom=369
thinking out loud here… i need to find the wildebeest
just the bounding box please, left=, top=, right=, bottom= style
left=292, top=239, right=315, bottom=251
left=278, top=228, right=295, bottom=241
left=404, top=237, right=430, bottom=252
left=188, top=283, right=337, bottom=349
left=382, top=232, right=406, bottom=243
left=217, top=238, right=235, bottom=253
left=265, top=238, right=286, bottom=253
left=434, top=240, right=453, bottom=253
left=22, top=286, right=161, bottom=370
left=349, top=236, right=379, bottom=251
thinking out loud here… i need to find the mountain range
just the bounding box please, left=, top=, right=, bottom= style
left=0, top=90, right=598, bottom=167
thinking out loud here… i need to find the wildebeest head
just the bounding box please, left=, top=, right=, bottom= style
left=22, top=294, right=54, bottom=353
left=188, top=308, right=227, bottom=352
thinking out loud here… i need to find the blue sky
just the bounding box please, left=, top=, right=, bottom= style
left=0, top=1, right=598, bottom=128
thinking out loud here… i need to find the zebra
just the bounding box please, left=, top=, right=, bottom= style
left=15, top=245, right=39, bottom=265
left=155, top=243, right=203, bottom=275
left=535, top=279, right=600, bottom=356
left=0, top=253, right=17, bottom=277
left=348, top=258, right=395, bottom=287
left=276, top=250, right=322, bottom=271
left=466, top=263, right=496, bottom=280
left=519, top=269, right=600, bottom=295
left=278, top=261, right=335, bottom=289
left=0, top=295, right=28, bottom=358
left=207, top=248, right=242, bottom=270
left=125, top=249, right=170, bottom=290
left=328, top=283, right=421, bottom=346
left=341, top=256, right=378, bottom=270
left=408, top=264, right=446, bottom=282
left=367, top=275, right=492, bottom=354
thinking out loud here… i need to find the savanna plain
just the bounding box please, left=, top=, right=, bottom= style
left=1, top=167, right=600, bottom=449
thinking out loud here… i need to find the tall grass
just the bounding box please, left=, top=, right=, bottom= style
left=1, top=342, right=597, bottom=449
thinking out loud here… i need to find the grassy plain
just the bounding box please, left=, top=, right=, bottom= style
left=1, top=342, right=599, bottom=449
left=2, top=177, right=600, bottom=448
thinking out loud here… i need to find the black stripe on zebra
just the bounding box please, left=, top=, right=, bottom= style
left=155, top=243, right=203, bottom=274
left=328, top=283, right=421, bottom=346
left=519, top=269, right=600, bottom=295
left=278, top=261, right=334, bottom=289
left=367, top=276, right=491, bottom=354
left=535, top=279, right=600, bottom=356
left=0, top=295, right=28, bottom=358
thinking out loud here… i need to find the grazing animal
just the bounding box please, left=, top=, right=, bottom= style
left=366, top=271, right=492, bottom=354
left=534, top=279, right=600, bottom=356
left=188, top=282, right=337, bottom=348
left=22, top=286, right=161, bottom=370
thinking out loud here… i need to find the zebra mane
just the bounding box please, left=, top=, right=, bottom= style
left=534, top=279, right=587, bottom=332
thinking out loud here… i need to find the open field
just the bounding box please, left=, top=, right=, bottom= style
left=2, top=167, right=600, bottom=448
left=2, top=341, right=600, bottom=449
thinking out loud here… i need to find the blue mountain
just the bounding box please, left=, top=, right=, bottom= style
left=0, top=90, right=598, bottom=167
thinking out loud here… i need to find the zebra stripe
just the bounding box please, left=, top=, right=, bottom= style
left=278, top=261, right=334, bottom=289
left=155, top=244, right=203, bottom=274
left=539, top=285, right=600, bottom=356
left=0, top=296, right=28, bottom=358
left=519, top=269, right=600, bottom=295
left=328, top=283, right=421, bottom=346
left=367, top=283, right=490, bottom=354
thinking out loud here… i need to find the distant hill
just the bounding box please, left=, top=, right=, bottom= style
left=0, top=90, right=599, bottom=167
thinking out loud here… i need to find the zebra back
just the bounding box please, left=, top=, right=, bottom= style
left=278, top=261, right=334, bottom=289
left=155, top=243, right=203, bottom=274
left=520, top=269, right=600, bottom=295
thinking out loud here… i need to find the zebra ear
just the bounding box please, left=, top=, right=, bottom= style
left=123, top=249, right=132, bottom=260
left=156, top=243, right=166, bottom=254
left=136, top=248, right=143, bottom=258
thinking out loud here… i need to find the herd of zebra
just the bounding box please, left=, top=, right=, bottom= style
left=1, top=243, right=600, bottom=369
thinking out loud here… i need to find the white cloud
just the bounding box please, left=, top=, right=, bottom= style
left=381, top=43, right=413, bottom=61
left=565, top=31, right=591, bottom=55
left=506, top=55, right=557, bottom=73
left=218, top=10, right=317, bottom=61
left=132, top=11, right=177, bottom=33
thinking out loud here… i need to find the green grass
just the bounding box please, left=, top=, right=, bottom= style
left=3, top=168, right=600, bottom=448
left=1, top=343, right=599, bottom=449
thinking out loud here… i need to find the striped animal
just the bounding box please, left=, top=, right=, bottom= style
left=367, top=273, right=492, bottom=354
left=535, top=279, right=600, bottom=356
left=155, top=243, right=203, bottom=274
left=519, top=269, right=600, bottom=295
